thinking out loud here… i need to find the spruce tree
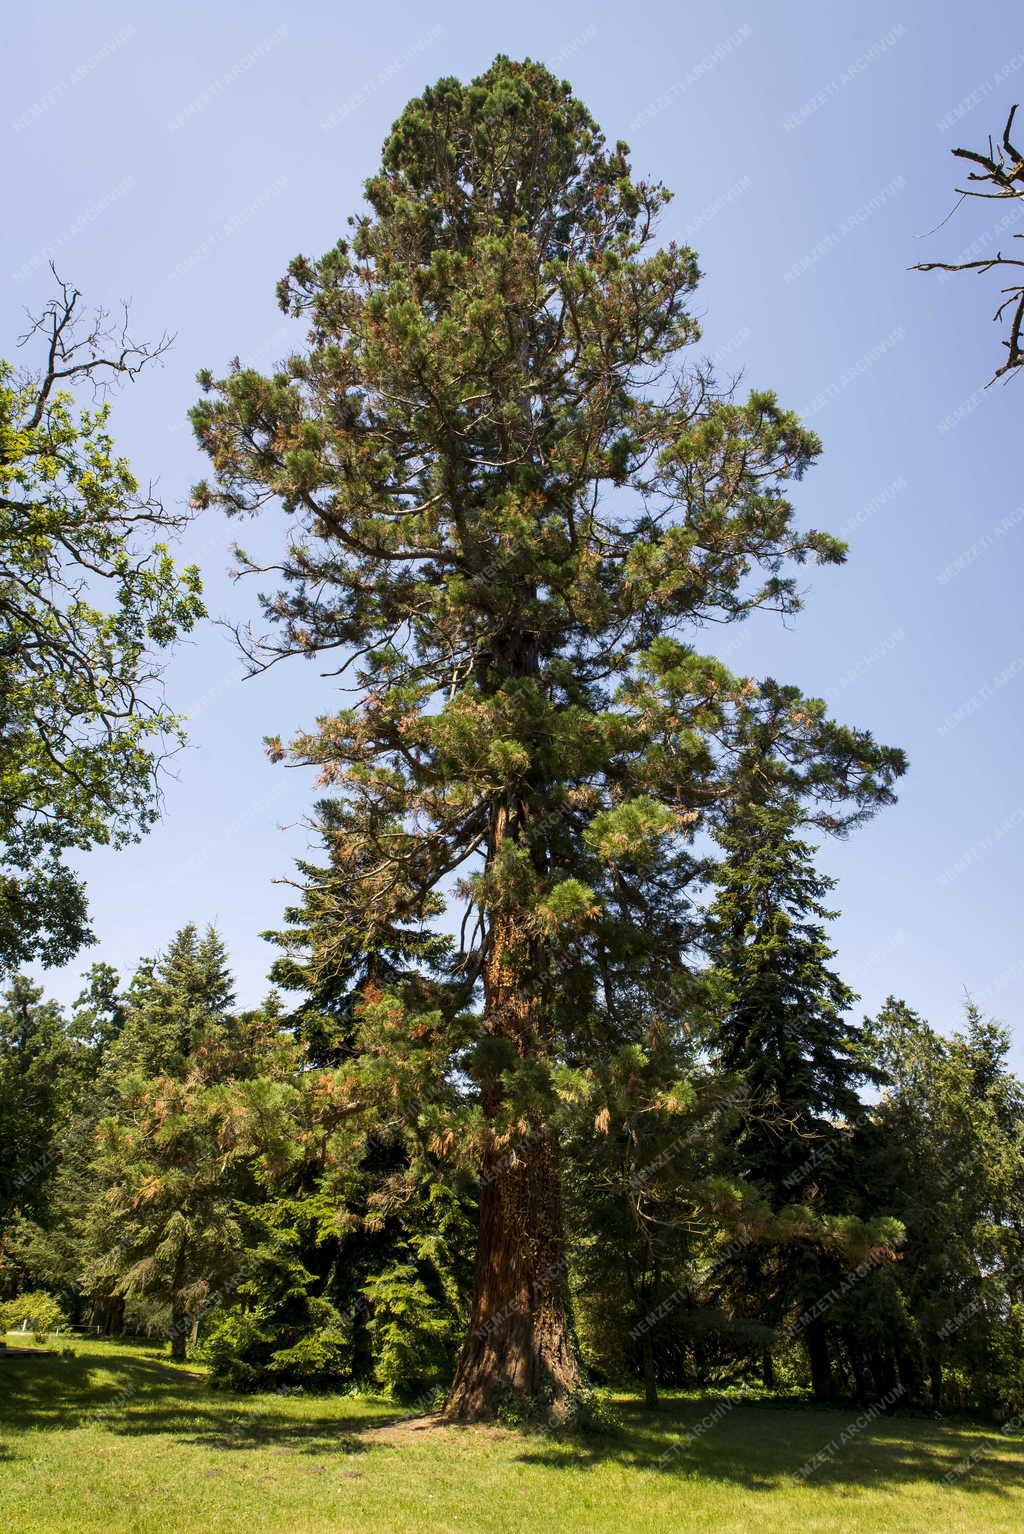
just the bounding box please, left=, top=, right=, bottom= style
left=563, top=1018, right=761, bottom=1408
left=706, top=802, right=886, bottom=1397
left=707, top=803, right=871, bottom=1192
left=112, top=923, right=236, bottom=1078
left=192, top=57, right=904, bottom=1419
left=84, top=926, right=250, bottom=1356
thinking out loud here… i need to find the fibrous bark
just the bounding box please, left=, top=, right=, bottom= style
left=445, top=1126, right=580, bottom=1420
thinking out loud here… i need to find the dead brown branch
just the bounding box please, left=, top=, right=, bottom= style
left=913, top=104, right=1024, bottom=382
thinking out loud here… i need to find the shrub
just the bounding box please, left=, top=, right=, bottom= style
left=1, top=1290, right=66, bottom=1342
left=360, top=1261, right=453, bottom=1400
left=201, top=1297, right=354, bottom=1390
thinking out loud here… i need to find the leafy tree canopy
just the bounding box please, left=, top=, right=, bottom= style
left=0, top=273, right=204, bottom=971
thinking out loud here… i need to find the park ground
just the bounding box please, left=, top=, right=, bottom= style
left=1, top=1335, right=1022, bottom=1533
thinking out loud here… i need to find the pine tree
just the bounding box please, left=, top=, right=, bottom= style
left=192, top=57, right=904, bottom=1419
left=201, top=971, right=477, bottom=1395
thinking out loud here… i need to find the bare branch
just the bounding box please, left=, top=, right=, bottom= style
left=912, top=104, right=1024, bottom=381
left=19, top=263, right=174, bottom=428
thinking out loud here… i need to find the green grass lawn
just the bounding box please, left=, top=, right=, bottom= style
left=1, top=1335, right=1021, bottom=1533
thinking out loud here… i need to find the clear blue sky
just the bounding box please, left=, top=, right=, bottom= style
left=5, top=1, right=1023, bottom=1065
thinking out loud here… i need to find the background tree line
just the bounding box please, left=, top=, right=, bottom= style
left=2, top=874, right=1021, bottom=1418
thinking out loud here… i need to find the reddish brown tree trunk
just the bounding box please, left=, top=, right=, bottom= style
left=444, top=814, right=582, bottom=1422
left=104, top=1294, right=125, bottom=1336
left=445, top=1124, right=580, bottom=1420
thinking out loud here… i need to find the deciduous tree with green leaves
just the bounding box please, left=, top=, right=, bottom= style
left=0, top=274, right=204, bottom=971
left=0, top=963, right=127, bottom=1315
left=192, top=57, right=904, bottom=1420
left=856, top=997, right=1024, bottom=1412
left=0, top=974, right=86, bottom=1238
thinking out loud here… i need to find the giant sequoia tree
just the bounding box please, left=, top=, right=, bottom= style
left=193, top=58, right=904, bottom=1420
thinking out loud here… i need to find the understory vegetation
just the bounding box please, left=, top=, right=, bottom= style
left=2, top=915, right=1022, bottom=1421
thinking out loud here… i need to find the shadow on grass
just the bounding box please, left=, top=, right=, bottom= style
left=3, top=1346, right=1022, bottom=1500
left=510, top=1393, right=1024, bottom=1499
left=0, top=1345, right=393, bottom=1457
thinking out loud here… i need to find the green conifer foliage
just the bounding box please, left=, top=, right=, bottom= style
left=705, top=804, right=893, bottom=1397
left=193, top=57, right=903, bottom=1418
left=112, top=924, right=237, bottom=1078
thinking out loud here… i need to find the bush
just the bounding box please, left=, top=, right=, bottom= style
left=360, top=1262, right=454, bottom=1400
left=201, top=1297, right=354, bottom=1391
left=201, top=1310, right=276, bottom=1390
left=493, top=1378, right=621, bottom=1436
left=0, top=1290, right=67, bottom=1342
